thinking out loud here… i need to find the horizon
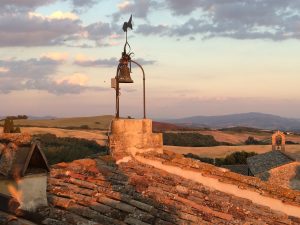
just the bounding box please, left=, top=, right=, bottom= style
left=1, top=1, right=300, bottom=118
left=1, top=111, right=300, bottom=120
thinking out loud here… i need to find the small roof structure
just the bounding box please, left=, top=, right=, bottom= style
left=247, top=151, right=294, bottom=175
left=0, top=141, right=50, bottom=179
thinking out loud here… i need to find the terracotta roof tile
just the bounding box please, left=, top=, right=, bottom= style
left=247, top=151, right=294, bottom=175
left=39, top=155, right=300, bottom=224
left=139, top=150, right=300, bottom=208
left=2, top=149, right=300, bottom=224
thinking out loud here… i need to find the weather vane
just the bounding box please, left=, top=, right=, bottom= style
left=122, top=14, right=133, bottom=55
left=111, top=14, right=147, bottom=119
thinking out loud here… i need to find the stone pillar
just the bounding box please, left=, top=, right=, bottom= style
left=108, top=119, right=163, bottom=161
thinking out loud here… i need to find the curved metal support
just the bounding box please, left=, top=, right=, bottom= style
left=115, top=66, right=120, bottom=119
left=115, top=60, right=146, bottom=119
left=131, top=60, right=146, bottom=119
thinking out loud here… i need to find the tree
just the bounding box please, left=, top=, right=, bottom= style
left=3, top=118, right=21, bottom=133
left=245, top=136, right=260, bottom=145
left=3, top=118, right=14, bottom=133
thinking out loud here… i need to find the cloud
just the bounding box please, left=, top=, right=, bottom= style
left=74, top=57, right=118, bottom=67
left=133, top=0, right=300, bottom=41
left=0, top=67, right=10, bottom=73
left=1, top=0, right=56, bottom=11
left=74, top=56, right=155, bottom=67
left=162, top=0, right=300, bottom=40
left=69, top=0, right=98, bottom=13
left=136, top=24, right=168, bottom=35
left=71, top=0, right=96, bottom=7
left=85, top=21, right=114, bottom=46
left=113, top=0, right=159, bottom=20
left=29, top=11, right=79, bottom=20
left=56, top=73, right=89, bottom=86
left=0, top=58, right=105, bottom=94
left=118, top=1, right=131, bottom=10
left=42, top=52, right=69, bottom=61
left=74, top=54, right=90, bottom=62
left=0, top=1, right=111, bottom=47
left=132, top=58, right=156, bottom=65
left=0, top=12, right=81, bottom=46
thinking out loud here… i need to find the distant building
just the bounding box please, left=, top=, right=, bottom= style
left=247, top=150, right=294, bottom=177
left=272, top=130, right=286, bottom=151
left=246, top=130, right=300, bottom=190
left=222, top=131, right=300, bottom=190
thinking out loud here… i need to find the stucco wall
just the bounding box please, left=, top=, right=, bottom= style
left=0, top=174, right=48, bottom=212
left=109, top=119, right=163, bottom=160
left=19, top=174, right=48, bottom=211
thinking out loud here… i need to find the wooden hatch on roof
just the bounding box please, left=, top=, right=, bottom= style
left=0, top=142, right=50, bottom=179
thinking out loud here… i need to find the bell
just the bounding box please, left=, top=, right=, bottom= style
left=118, top=64, right=134, bottom=83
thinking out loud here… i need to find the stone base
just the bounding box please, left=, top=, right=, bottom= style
left=108, top=119, right=163, bottom=160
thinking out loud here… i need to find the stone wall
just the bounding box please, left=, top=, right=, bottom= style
left=262, top=162, right=300, bottom=191
left=109, top=119, right=163, bottom=161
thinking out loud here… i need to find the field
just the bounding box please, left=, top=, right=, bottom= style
left=0, top=115, right=114, bottom=130
left=2, top=115, right=300, bottom=160
left=18, top=126, right=300, bottom=160
left=167, top=130, right=300, bottom=145
left=0, top=127, right=108, bottom=146
left=164, top=145, right=300, bottom=159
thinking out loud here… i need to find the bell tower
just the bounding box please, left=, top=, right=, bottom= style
left=109, top=15, right=163, bottom=162
left=111, top=15, right=146, bottom=119
left=272, top=130, right=286, bottom=151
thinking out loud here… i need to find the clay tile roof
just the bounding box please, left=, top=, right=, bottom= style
left=41, top=154, right=300, bottom=224
left=0, top=211, right=37, bottom=225
left=247, top=151, right=294, bottom=175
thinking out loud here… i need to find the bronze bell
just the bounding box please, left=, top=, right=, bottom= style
left=118, top=64, right=134, bottom=83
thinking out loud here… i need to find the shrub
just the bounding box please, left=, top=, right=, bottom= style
left=80, top=125, right=90, bottom=129
left=14, top=126, right=21, bottom=133
left=245, top=136, right=269, bottom=145
left=163, top=132, right=231, bottom=147
left=3, top=119, right=14, bottom=133
left=3, top=119, right=21, bottom=133
left=35, top=134, right=108, bottom=165
left=184, top=153, right=214, bottom=164
left=184, top=151, right=257, bottom=166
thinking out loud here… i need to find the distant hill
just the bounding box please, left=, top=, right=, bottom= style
left=163, top=112, right=300, bottom=131
left=28, top=115, right=57, bottom=120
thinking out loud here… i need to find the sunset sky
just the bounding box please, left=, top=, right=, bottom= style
left=0, top=0, right=300, bottom=119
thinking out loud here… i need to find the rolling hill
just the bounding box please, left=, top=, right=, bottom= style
left=163, top=112, right=300, bottom=131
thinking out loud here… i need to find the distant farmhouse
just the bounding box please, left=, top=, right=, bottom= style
left=226, top=131, right=300, bottom=190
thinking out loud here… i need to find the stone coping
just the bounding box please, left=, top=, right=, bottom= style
left=137, top=150, right=300, bottom=208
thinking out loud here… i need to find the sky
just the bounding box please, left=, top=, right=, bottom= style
left=0, top=0, right=300, bottom=119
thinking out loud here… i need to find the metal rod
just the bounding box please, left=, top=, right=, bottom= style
left=131, top=60, right=146, bottom=119
left=115, top=67, right=120, bottom=119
